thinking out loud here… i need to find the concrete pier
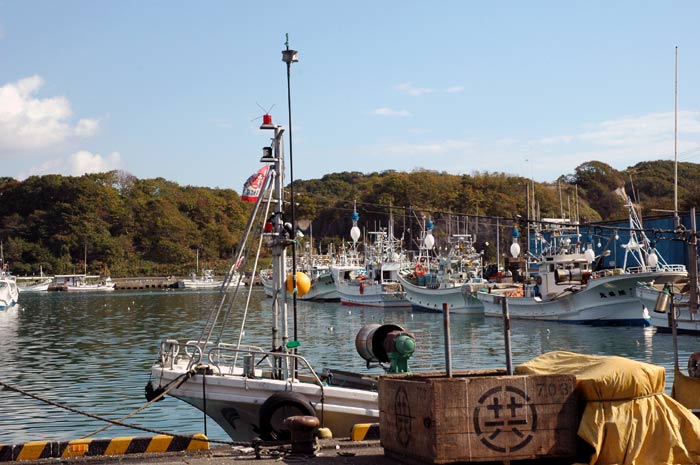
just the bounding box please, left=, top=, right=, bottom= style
left=111, top=277, right=179, bottom=290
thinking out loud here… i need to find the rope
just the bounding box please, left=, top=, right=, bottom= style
left=80, top=368, right=196, bottom=438
left=0, top=377, right=247, bottom=446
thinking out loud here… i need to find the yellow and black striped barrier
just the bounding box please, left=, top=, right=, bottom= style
left=350, top=423, right=380, bottom=441
left=0, top=434, right=209, bottom=462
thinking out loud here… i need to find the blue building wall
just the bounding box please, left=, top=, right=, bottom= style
left=562, top=213, right=695, bottom=269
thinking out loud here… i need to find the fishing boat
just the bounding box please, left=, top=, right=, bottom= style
left=636, top=207, right=700, bottom=333
left=147, top=45, right=416, bottom=442
left=259, top=253, right=338, bottom=301
left=476, top=202, right=687, bottom=325
left=53, top=274, right=116, bottom=292
left=335, top=212, right=410, bottom=309
left=0, top=270, right=19, bottom=308
left=399, top=227, right=486, bottom=314
left=177, top=269, right=242, bottom=290
left=17, top=275, right=54, bottom=293
left=636, top=281, right=700, bottom=333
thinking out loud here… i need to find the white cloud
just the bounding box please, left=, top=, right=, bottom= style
left=445, top=85, right=464, bottom=94
left=75, top=118, right=100, bottom=137
left=20, top=151, right=121, bottom=179
left=535, top=111, right=700, bottom=148
left=372, top=107, right=412, bottom=117
left=0, top=76, right=100, bottom=154
left=366, top=138, right=476, bottom=157
left=396, top=82, right=434, bottom=96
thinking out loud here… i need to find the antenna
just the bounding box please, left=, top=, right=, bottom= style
left=250, top=103, right=276, bottom=122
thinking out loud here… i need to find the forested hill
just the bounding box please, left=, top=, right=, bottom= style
left=1, top=160, right=699, bottom=277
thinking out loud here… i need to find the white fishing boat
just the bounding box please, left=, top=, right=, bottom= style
left=260, top=252, right=338, bottom=301
left=53, top=274, right=116, bottom=292
left=636, top=282, right=700, bottom=333
left=335, top=227, right=410, bottom=308
left=399, top=228, right=485, bottom=314
left=0, top=270, right=19, bottom=308
left=177, top=269, right=242, bottom=290
left=476, top=202, right=687, bottom=326
left=147, top=49, right=416, bottom=442
left=636, top=207, right=700, bottom=334
left=17, top=276, right=53, bottom=293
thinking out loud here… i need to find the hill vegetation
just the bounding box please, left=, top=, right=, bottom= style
left=1, top=160, right=699, bottom=277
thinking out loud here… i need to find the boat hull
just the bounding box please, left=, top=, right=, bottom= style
left=152, top=364, right=378, bottom=441
left=476, top=271, right=685, bottom=326
left=337, top=281, right=410, bottom=308
left=636, top=285, right=700, bottom=334
left=260, top=270, right=339, bottom=301
left=399, top=277, right=483, bottom=314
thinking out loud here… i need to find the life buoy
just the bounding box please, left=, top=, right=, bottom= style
left=259, top=391, right=316, bottom=440
left=688, top=353, right=700, bottom=378
left=414, top=264, right=427, bottom=277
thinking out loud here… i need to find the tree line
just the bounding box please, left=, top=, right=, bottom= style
left=1, top=159, right=698, bottom=277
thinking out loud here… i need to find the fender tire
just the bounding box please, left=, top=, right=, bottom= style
left=259, top=391, right=316, bottom=440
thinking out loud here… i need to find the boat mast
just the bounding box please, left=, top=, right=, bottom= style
left=674, top=46, right=679, bottom=225
left=282, top=35, right=300, bottom=348
left=261, top=113, right=287, bottom=352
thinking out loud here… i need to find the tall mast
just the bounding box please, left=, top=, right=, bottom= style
left=281, top=35, right=299, bottom=347
left=674, top=46, right=679, bottom=225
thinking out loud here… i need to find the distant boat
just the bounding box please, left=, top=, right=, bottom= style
left=17, top=270, right=54, bottom=293
left=260, top=264, right=337, bottom=301
left=399, top=231, right=485, bottom=314
left=53, top=274, right=116, bottom=292
left=17, top=277, right=53, bottom=293
left=336, top=218, right=410, bottom=308
left=0, top=270, right=19, bottom=308
left=177, top=269, right=242, bottom=290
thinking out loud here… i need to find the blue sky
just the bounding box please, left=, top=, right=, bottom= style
left=2, top=2, right=700, bottom=194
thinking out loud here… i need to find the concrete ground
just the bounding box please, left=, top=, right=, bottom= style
left=8, top=439, right=401, bottom=465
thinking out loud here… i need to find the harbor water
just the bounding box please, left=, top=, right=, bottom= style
left=0, top=287, right=697, bottom=445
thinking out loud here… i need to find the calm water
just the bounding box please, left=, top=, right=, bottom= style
left=1, top=288, right=697, bottom=445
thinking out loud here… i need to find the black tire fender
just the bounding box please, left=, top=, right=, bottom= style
left=258, top=391, right=316, bottom=440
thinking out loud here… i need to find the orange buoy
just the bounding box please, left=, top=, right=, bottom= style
left=414, top=263, right=427, bottom=277
left=286, top=271, right=311, bottom=297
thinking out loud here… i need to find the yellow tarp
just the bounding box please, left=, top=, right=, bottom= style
left=516, top=351, right=700, bottom=465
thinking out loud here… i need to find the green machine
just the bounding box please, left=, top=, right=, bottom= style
left=355, top=323, right=416, bottom=374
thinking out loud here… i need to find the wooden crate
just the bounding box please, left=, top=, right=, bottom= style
left=379, top=370, right=578, bottom=464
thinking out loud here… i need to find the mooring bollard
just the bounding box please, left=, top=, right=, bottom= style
left=283, top=415, right=320, bottom=455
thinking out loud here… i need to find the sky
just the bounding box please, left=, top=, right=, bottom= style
left=2, top=1, right=700, bottom=194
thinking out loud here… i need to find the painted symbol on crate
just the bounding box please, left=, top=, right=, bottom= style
left=394, top=386, right=413, bottom=448
left=473, top=385, right=537, bottom=453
